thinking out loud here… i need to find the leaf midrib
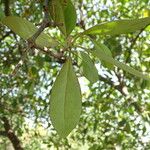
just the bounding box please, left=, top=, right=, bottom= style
left=63, top=59, right=70, bottom=131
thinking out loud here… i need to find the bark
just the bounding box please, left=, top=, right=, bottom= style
left=4, top=0, right=11, bottom=16
left=1, top=117, right=23, bottom=150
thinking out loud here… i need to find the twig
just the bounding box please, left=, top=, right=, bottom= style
left=27, top=0, right=66, bottom=61
left=0, top=0, right=64, bottom=101
left=125, top=25, right=149, bottom=63
left=34, top=44, right=64, bottom=60
left=0, top=101, right=25, bottom=115
left=27, top=0, right=62, bottom=46
left=98, top=75, right=126, bottom=96
left=27, top=0, right=50, bottom=46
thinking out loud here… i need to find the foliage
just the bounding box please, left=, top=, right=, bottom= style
left=0, top=0, right=150, bottom=149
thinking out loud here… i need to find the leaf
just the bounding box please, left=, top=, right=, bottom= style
left=82, top=17, right=150, bottom=36
left=50, top=0, right=65, bottom=34
left=96, top=42, right=114, bottom=69
left=0, top=7, right=5, bottom=21
left=90, top=40, right=150, bottom=80
left=1, top=16, right=58, bottom=48
left=78, top=51, right=99, bottom=83
left=63, top=0, right=76, bottom=35
left=50, top=0, right=76, bottom=36
left=50, top=58, right=82, bottom=137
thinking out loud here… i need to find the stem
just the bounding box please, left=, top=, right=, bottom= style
left=4, top=0, right=10, bottom=16
left=72, top=33, right=83, bottom=44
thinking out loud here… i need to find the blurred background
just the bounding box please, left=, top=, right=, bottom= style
left=0, top=0, right=150, bottom=149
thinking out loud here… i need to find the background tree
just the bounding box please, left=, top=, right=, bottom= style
left=0, top=0, right=150, bottom=149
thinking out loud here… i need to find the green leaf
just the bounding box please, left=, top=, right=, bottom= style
left=64, top=0, right=77, bottom=35
left=0, top=7, right=5, bottom=21
left=90, top=40, right=150, bottom=80
left=1, top=16, right=58, bottom=48
left=82, top=17, right=150, bottom=36
left=50, top=58, right=82, bottom=137
left=78, top=51, right=99, bottom=83
left=96, top=42, right=114, bottom=69
left=50, top=0, right=76, bottom=36
left=50, top=0, right=65, bottom=34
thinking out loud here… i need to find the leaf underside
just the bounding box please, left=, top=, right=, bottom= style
left=82, top=17, right=150, bottom=36
left=90, top=40, right=150, bottom=80
left=50, top=59, right=82, bottom=137
left=49, top=0, right=77, bottom=36
left=1, top=16, right=58, bottom=48
left=78, top=51, right=99, bottom=83
left=96, top=42, right=114, bottom=69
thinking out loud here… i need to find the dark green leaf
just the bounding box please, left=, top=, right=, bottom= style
left=50, top=58, right=82, bottom=137
left=0, top=7, right=5, bottom=21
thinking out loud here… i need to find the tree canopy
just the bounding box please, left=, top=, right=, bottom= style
left=0, top=0, right=150, bottom=149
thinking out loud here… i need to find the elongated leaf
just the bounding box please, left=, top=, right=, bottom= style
left=1, top=16, right=58, bottom=48
left=0, top=7, right=5, bottom=21
left=50, top=0, right=66, bottom=34
left=64, top=0, right=76, bottom=35
left=50, top=59, right=82, bottom=137
left=78, top=51, right=99, bottom=83
left=50, top=0, right=76, bottom=36
left=90, top=40, right=150, bottom=80
left=82, top=17, right=150, bottom=36
left=96, top=42, right=114, bottom=69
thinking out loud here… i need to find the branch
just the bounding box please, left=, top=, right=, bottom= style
left=27, top=0, right=62, bottom=45
left=97, top=76, right=142, bottom=118
left=99, top=75, right=144, bottom=114
left=78, top=1, right=85, bottom=30
left=125, top=25, right=149, bottom=63
left=99, top=75, right=126, bottom=96
left=1, top=117, right=23, bottom=150
left=34, top=45, right=64, bottom=59
left=0, top=101, right=25, bottom=116
left=27, top=0, right=50, bottom=46
left=4, top=0, right=10, bottom=16
left=27, top=0, right=64, bottom=60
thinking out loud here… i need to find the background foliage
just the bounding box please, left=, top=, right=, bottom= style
left=0, top=0, right=150, bottom=149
